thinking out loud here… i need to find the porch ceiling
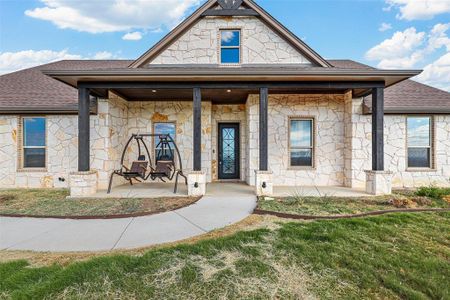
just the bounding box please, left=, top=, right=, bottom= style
left=106, top=87, right=348, bottom=104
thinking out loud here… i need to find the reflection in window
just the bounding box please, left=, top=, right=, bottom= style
left=407, top=116, right=432, bottom=168
left=154, top=122, right=176, bottom=161
left=23, top=117, right=46, bottom=168
left=290, top=119, right=314, bottom=167
left=220, top=30, right=240, bottom=64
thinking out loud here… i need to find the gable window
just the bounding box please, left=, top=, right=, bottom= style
left=22, top=117, right=46, bottom=168
left=154, top=122, right=176, bottom=161
left=220, top=30, right=240, bottom=64
left=407, top=116, right=433, bottom=169
left=289, top=118, right=314, bottom=167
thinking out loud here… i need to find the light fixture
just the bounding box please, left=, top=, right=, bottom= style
left=152, top=90, right=157, bottom=93
left=227, top=89, right=232, bottom=93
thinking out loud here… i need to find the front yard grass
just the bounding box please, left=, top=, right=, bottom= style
left=0, top=189, right=200, bottom=217
left=1, top=212, right=449, bottom=299
left=257, top=188, right=450, bottom=217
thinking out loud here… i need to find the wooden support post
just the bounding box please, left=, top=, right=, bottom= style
left=78, top=87, right=90, bottom=172
left=259, top=87, right=269, bottom=171
left=372, top=87, right=384, bottom=171
left=193, top=88, right=202, bottom=171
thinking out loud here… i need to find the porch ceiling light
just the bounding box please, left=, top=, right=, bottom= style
left=152, top=90, right=157, bottom=93
left=227, top=89, right=232, bottom=93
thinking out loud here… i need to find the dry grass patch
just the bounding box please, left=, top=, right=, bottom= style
left=258, top=190, right=450, bottom=217
left=0, top=188, right=200, bottom=217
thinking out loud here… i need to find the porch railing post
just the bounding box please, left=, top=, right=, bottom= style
left=259, top=87, right=269, bottom=171
left=78, top=87, right=90, bottom=172
left=372, top=87, right=384, bottom=171
left=193, top=87, right=202, bottom=171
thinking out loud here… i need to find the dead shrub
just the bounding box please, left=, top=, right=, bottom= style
left=389, top=197, right=417, bottom=208
left=0, top=194, right=16, bottom=203
left=410, top=196, right=432, bottom=206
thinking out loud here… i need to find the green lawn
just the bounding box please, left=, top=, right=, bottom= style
left=258, top=189, right=450, bottom=217
left=0, top=189, right=200, bottom=217
left=1, top=212, right=449, bottom=299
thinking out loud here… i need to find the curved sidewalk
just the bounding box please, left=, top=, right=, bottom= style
left=0, top=184, right=256, bottom=252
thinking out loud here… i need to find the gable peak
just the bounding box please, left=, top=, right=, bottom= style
left=217, top=0, right=243, bottom=9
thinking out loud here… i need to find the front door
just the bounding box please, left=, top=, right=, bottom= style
left=218, top=123, right=240, bottom=180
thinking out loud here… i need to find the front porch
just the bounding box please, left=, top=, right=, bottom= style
left=54, top=79, right=397, bottom=198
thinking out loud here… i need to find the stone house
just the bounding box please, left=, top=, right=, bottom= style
left=1, top=0, right=450, bottom=197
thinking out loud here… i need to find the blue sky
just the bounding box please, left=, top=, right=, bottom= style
left=0, top=0, right=449, bottom=90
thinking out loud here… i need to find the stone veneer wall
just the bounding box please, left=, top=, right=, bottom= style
left=0, top=95, right=129, bottom=190
left=127, top=101, right=213, bottom=182
left=149, top=16, right=312, bottom=65
left=246, top=93, right=346, bottom=186
left=211, top=104, right=247, bottom=181
left=347, top=98, right=450, bottom=188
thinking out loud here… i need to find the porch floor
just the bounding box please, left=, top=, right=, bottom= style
left=92, top=182, right=370, bottom=198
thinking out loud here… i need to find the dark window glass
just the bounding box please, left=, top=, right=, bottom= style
left=407, top=117, right=432, bottom=168
left=154, top=122, right=176, bottom=161
left=290, top=119, right=314, bottom=167
left=290, top=149, right=313, bottom=167
left=408, top=148, right=431, bottom=168
left=220, top=30, right=240, bottom=64
left=24, top=148, right=45, bottom=168
left=23, top=117, right=46, bottom=168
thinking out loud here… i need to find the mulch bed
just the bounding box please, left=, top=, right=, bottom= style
left=253, top=207, right=450, bottom=220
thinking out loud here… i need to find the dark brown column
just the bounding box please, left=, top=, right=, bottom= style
left=259, top=87, right=269, bottom=171
left=78, top=87, right=90, bottom=172
left=372, top=87, right=384, bottom=171
left=193, top=88, right=202, bottom=171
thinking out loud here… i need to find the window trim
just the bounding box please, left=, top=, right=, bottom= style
left=219, top=29, right=242, bottom=65
left=406, top=115, right=435, bottom=171
left=152, top=121, right=177, bottom=161
left=18, top=116, right=47, bottom=171
left=288, top=116, right=316, bottom=169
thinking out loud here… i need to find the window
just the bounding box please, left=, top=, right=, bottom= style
left=22, top=117, right=46, bottom=168
left=407, top=116, right=433, bottom=168
left=154, top=122, right=176, bottom=161
left=220, top=30, right=240, bottom=64
left=289, top=118, right=314, bottom=167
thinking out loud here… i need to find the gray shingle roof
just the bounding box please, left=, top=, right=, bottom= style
left=1, top=59, right=448, bottom=113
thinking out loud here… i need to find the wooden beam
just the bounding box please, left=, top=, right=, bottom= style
left=202, top=8, right=259, bottom=16
left=78, top=81, right=385, bottom=90
left=78, top=87, right=90, bottom=172
left=259, top=87, right=269, bottom=171
left=372, top=87, right=384, bottom=171
left=193, top=88, right=202, bottom=171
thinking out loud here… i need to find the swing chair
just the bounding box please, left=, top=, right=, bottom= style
left=107, top=133, right=187, bottom=194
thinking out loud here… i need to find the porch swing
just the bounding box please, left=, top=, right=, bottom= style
left=107, top=133, right=187, bottom=194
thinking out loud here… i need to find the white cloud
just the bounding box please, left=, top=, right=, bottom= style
left=25, top=0, right=200, bottom=34
left=379, top=22, right=392, bottom=32
left=366, top=27, right=425, bottom=68
left=122, top=31, right=143, bottom=41
left=366, top=23, right=450, bottom=91
left=415, top=52, right=450, bottom=91
left=0, top=49, right=115, bottom=74
left=386, top=0, right=450, bottom=20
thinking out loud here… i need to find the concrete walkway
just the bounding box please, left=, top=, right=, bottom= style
left=0, top=183, right=256, bottom=252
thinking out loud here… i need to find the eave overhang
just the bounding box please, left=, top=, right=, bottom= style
left=42, top=68, right=422, bottom=98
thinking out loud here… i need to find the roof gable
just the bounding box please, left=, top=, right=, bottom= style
left=130, top=0, right=331, bottom=68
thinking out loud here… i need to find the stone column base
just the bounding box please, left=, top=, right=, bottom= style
left=255, top=170, right=273, bottom=196
left=187, top=171, right=206, bottom=197
left=69, top=171, right=98, bottom=197
left=365, top=170, right=393, bottom=195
